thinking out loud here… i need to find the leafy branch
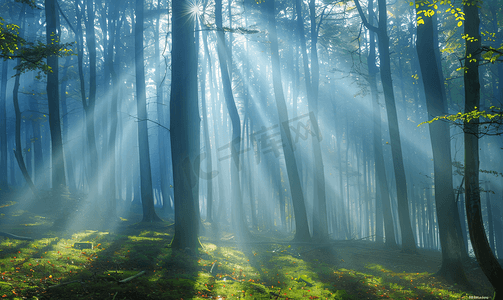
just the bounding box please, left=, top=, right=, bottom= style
left=0, top=16, right=74, bottom=77
left=418, top=106, right=503, bottom=136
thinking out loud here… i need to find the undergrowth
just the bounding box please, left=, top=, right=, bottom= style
left=0, top=195, right=494, bottom=299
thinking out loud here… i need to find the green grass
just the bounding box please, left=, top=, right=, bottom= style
left=0, top=226, right=492, bottom=300
left=0, top=192, right=494, bottom=299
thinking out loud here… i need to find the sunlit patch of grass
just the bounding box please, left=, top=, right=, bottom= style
left=201, top=242, right=217, bottom=252
left=128, top=236, right=163, bottom=242
left=0, top=218, right=491, bottom=300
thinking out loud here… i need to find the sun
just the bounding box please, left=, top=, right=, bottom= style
left=186, top=0, right=204, bottom=20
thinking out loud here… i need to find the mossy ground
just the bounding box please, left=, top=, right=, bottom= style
left=0, top=190, right=494, bottom=299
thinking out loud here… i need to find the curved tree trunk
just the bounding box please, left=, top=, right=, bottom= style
left=268, top=0, right=311, bottom=242
left=416, top=6, right=468, bottom=285
left=463, top=1, right=503, bottom=297
left=46, top=0, right=66, bottom=189
left=215, top=0, right=248, bottom=240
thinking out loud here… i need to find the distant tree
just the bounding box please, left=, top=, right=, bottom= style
left=299, top=0, right=329, bottom=241
left=169, top=0, right=200, bottom=251
left=107, top=0, right=119, bottom=219
left=354, top=0, right=416, bottom=253
left=84, top=0, right=99, bottom=193
left=154, top=0, right=173, bottom=217
left=135, top=0, right=161, bottom=223
left=265, top=0, right=311, bottom=242
left=365, top=0, right=396, bottom=247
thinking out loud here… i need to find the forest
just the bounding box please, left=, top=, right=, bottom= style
left=0, top=0, right=502, bottom=298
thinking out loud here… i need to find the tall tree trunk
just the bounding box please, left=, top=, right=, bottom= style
left=84, top=0, right=98, bottom=192
left=13, top=7, right=37, bottom=196
left=215, top=0, right=248, bottom=240
left=415, top=5, right=468, bottom=284
left=135, top=0, right=161, bottom=222
left=60, top=58, right=76, bottom=192
left=0, top=60, right=8, bottom=190
left=200, top=23, right=213, bottom=224
left=46, top=0, right=66, bottom=189
left=169, top=0, right=200, bottom=251
left=354, top=0, right=415, bottom=252
left=266, top=0, right=311, bottom=242
left=107, top=0, right=119, bottom=219
left=202, top=22, right=216, bottom=223
left=463, top=0, right=503, bottom=297
left=366, top=0, right=395, bottom=246
left=154, top=0, right=172, bottom=217
left=308, top=0, right=328, bottom=241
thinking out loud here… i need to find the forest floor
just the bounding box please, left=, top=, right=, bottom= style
left=0, top=189, right=495, bottom=300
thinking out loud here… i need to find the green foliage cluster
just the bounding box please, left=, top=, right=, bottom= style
left=418, top=106, right=503, bottom=135
left=413, top=0, right=465, bottom=27
left=0, top=14, right=74, bottom=77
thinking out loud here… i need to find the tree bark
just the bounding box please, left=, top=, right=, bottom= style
left=415, top=5, right=468, bottom=284
left=215, top=0, right=248, bottom=240
left=154, top=0, right=173, bottom=218
left=13, top=27, right=38, bottom=196
left=0, top=58, right=9, bottom=190
left=463, top=0, right=503, bottom=297
left=354, top=0, right=416, bottom=252
left=107, top=0, right=119, bottom=219
left=268, top=0, right=311, bottom=242
left=308, top=0, right=328, bottom=241
left=365, top=0, right=396, bottom=247
left=84, top=0, right=98, bottom=192
left=169, top=0, right=200, bottom=251
left=45, top=0, right=66, bottom=189
left=135, top=0, right=161, bottom=223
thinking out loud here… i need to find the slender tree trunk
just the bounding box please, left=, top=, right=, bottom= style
left=463, top=0, right=503, bottom=297
left=215, top=0, right=248, bottom=239
left=0, top=60, right=8, bottom=190
left=46, top=0, right=66, bottom=189
left=84, top=0, right=98, bottom=192
left=13, top=5, right=37, bottom=198
left=60, top=58, right=76, bottom=192
left=365, top=0, right=393, bottom=246
left=154, top=0, right=172, bottom=217
left=107, top=0, right=119, bottom=219
left=268, top=0, right=311, bottom=242
left=200, top=25, right=213, bottom=224
left=355, top=0, right=415, bottom=252
left=308, top=0, right=328, bottom=241
left=415, top=6, right=468, bottom=284
left=135, top=0, right=161, bottom=222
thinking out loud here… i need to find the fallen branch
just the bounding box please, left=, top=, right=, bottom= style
left=119, top=271, right=146, bottom=283
left=0, top=231, right=34, bottom=241
left=47, top=280, right=82, bottom=289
